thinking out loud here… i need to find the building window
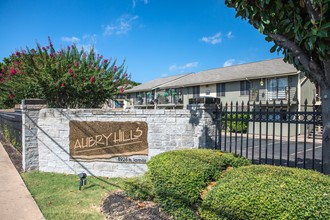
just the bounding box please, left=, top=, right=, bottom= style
left=267, top=77, right=288, bottom=100
left=192, top=86, right=200, bottom=98
left=240, top=81, right=250, bottom=96
left=216, top=83, right=225, bottom=97
left=114, top=100, right=124, bottom=108
left=135, top=92, right=144, bottom=105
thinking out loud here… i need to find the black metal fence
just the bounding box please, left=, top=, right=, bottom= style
left=215, top=99, right=323, bottom=172
left=0, top=111, right=23, bottom=152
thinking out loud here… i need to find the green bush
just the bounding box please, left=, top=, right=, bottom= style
left=222, top=113, right=249, bottom=133
left=147, top=149, right=251, bottom=219
left=122, top=173, right=155, bottom=201
left=0, top=37, right=130, bottom=108
left=1, top=125, right=22, bottom=152
left=201, top=165, right=330, bottom=220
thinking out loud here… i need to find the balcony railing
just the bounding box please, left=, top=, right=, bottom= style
left=131, top=96, right=184, bottom=109
left=250, top=86, right=297, bottom=102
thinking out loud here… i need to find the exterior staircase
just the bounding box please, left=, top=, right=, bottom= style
left=308, top=126, right=323, bottom=139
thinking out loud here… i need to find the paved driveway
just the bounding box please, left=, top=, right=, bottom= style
left=216, top=135, right=322, bottom=172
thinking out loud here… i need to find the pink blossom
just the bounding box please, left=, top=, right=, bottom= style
left=9, top=94, right=14, bottom=100
left=42, top=47, right=46, bottom=50
left=68, top=69, right=74, bottom=74
left=75, top=61, right=79, bottom=67
left=123, top=73, right=128, bottom=77
left=90, top=76, right=95, bottom=83
left=103, top=59, right=108, bottom=64
left=15, top=51, right=20, bottom=57
left=48, top=36, right=53, bottom=47
left=113, top=66, right=117, bottom=72
left=61, top=83, right=65, bottom=87
left=120, top=87, right=124, bottom=93
left=46, top=46, right=50, bottom=49
left=10, top=68, right=17, bottom=75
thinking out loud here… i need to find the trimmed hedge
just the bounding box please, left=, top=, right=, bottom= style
left=201, top=165, right=330, bottom=220
left=122, top=173, right=155, bottom=201
left=222, top=113, right=249, bottom=133
left=147, top=149, right=251, bottom=219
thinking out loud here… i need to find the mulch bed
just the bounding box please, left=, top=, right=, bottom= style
left=0, top=133, right=22, bottom=172
left=101, top=190, right=172, bottom=220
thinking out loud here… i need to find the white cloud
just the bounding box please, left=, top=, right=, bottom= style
left=104, top=14, right=139, bottom=36
left=132, top=0, right=149, bottom=8
left=82, top=34, right=97, bottom=44
left=61, top=36, right=80, bottom=43
left=223, top=59, right=247, bottom=67
left=169, top=62, right=198, bottom=72
left=201, top=32, right=222, bottom=44
left=62, top=34, right=97, bottom=53
left=223, top=59, right=235, bottom=67
left=226, top=31, right=234, bottom=39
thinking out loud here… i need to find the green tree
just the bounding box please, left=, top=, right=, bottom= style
left=0, top=37, right=130, bottom=108
left=225, top=0, right=330, bottom=173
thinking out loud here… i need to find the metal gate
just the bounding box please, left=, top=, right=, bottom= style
left=215, top=99, right=323, bottom=172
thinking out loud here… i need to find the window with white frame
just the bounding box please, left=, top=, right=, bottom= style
left=267, top=77, right=288, bottom=100
left=192, top=86, right=200, bottom=98
left=216, top=83, right=226, bottom=97
left=240, top=81, right=250, bottom=96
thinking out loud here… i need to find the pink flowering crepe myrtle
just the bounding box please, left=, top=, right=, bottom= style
left=0, top=37, right=130, bottom=108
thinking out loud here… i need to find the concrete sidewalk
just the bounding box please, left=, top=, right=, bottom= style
left=0, top=143, right=44, bottom=220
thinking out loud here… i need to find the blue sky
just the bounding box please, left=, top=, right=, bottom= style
left=0, top=0, right=282, bottom=83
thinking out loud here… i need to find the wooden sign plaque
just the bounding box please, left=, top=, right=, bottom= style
left=69, top=121, right=148, bottom=160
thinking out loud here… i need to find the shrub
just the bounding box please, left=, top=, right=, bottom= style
left=222, top=113, right=249, bottom=133
left=201, top=165, right=330, bottom=220
left=1, top=125, right=21, bottom=152
left=122, top=173, right=155, bottom=201
left=0, top=37, right=130, bottom=108
left=147, top=149, right=251, bottom=219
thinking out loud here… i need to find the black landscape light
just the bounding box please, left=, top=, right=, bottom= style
left=78, top=172, right=87, bottom=190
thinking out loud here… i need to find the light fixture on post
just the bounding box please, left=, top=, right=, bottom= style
left=78, top=172, right=87, bottom=190
left=260, top=79, right=264, bottom=87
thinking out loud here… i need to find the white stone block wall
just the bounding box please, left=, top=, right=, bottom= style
left=23, top=105, right=216, bottom=177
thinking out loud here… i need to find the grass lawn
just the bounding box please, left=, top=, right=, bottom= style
left=21, top=172, right=125, bottom=220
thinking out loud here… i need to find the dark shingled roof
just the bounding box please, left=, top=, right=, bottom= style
left=126, top=59, right=298, bottom=92
left=125, top=73, right=193, bottom=93
left=159, top=58, right=297, bottom=89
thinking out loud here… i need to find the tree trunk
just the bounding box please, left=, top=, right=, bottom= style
left=322, top=87, right=330, bottom=174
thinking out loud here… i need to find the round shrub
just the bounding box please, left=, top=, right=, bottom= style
left=201, top=165, right=330, bottom=220
left=147, top=149, right=251, bottom=219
